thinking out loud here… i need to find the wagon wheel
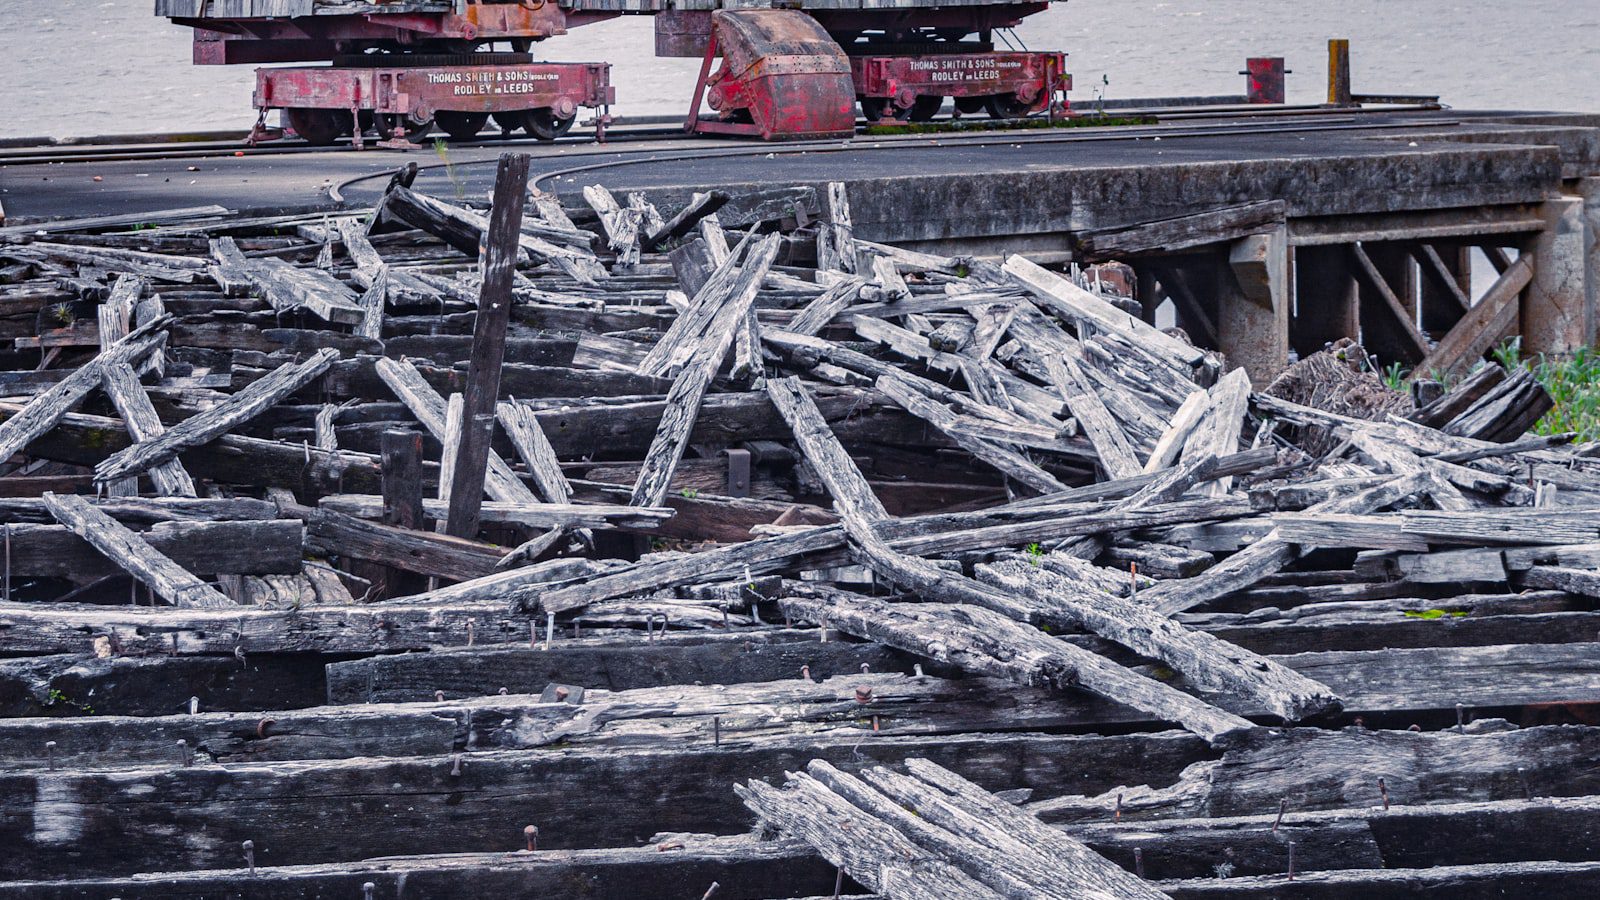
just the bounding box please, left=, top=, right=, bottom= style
left=375, top=113, right=434, bottom=142
left=953, top=96, right=987, bottom=115
left=524, top=108, right=576, bottom=142
left=985, top=91, right=1047, bottom=120
left=286, top=108, right=345, bottom=147
left=436, top=111, right=489, bottom=142
left=907, top=95, right=944, bottom=122
left=860, top=98, right=908, bottom=123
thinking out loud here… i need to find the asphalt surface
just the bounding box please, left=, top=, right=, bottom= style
left=3, top=110, right=1595, bottom=239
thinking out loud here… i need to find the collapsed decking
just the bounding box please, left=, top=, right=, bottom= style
left=0, top=161, right=1598, bottom=897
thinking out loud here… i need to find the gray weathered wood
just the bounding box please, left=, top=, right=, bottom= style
left=41, top=493, right=234, bottom=608
left=95, top=348, right=337, bottom=485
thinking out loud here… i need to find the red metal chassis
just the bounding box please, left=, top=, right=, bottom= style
left=851, top=51, right=1069, bottom=113
left=254, top=61, right=613, bottom=145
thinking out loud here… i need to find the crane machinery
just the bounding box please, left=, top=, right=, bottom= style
left=154, top=0, right=1070, bottom=145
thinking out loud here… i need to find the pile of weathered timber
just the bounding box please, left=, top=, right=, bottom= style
left=1, top=153, right=1599, bottom=898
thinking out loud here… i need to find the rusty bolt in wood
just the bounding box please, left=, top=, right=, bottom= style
left=1272, top=797, right=1286, bottom=832
left=257, top=718, right=275, bottom=740
left=498, top=687, right=509, bottom=695
left=189, top=696, right=200, bottom=715
left=855, top=685, right=873, bottom=704
left=1114, top=792, right=1123, bottom=822
left=1518, top=767, right=1532, bottom=800
left=45, top=741, right=56, bottom=770
left=242, top=840, right=255, bottom=876
left=713, top=716, right=721, bottom=747
left=524, top=825, right=539, bottom=852
left=449, top=753, right=463, bottom=777
left=1455, top=702, right=1467, bottom=733
left=913, top=664, right=923, bottom=677
left=799, top=665, right=811, bottom=682
left=434, top=690, right=446, bottom=703
left=363, top=882, right=376, bottom=900
left=859, top=663, right=870, bottom=674
left=1378, top=777, right=1389, bottom=810
left=1286, top=841, right=1296, bottom=881
left=1134, top=847, right=1145, bottom=879
left=832, top=867, right=844, bottom=899
left=177, top=739, right=193, bottom=768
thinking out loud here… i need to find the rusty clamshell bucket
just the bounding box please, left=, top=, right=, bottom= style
left=705, top=9, right=855, bottom=140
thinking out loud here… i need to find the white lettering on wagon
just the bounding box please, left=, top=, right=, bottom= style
left=422, top=69, right=561, bottom=96
left=903, top=58, right=1026, bottom=83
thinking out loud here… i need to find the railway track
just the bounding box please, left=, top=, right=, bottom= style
left=0, top=101, right=1438, bottom=171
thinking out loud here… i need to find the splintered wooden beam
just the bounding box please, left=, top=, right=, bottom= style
left=244, top=257, right=366, bottom=325
left=766, top=375, right=1250, bottom=740
left=1042, top=353, right=1142, bottom=480
left=95, top=347, right=338, bottom=485
left=977, top=558, right=1341, bottom=722
left=1135, top=472, right=1431, bottom=616
left=738, top=770, right=1006, bottom=900
left=817, top=182, right=858, bottom=274
left=781, top=591, right=1253, bottom=742
left=1075, top=200, right=1287, bottom=258
left=642, top=190, right=730, bottom=251
left=447, top=153, right=529, bottom=540
left=495, top=401, right=572, bottom=504
left=807, top=759, right=1168, bottom=900
left=630, top=235, right=780, bottom=507
left=375, top=356, right=540, bottom=506
left=1004, top=254, right=1209, bottom=371
left=102, top=364, right=197, bottom=497
left=0, top=317, right=167, bottom=465
left=1178, top=367, right=1251, bottom=497
left=41, top=493, right=234, bottom=608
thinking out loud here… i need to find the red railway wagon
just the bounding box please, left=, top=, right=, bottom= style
left=255, top=56, right=614, bottom=147
left=156, top=0, right=1072, bottom=144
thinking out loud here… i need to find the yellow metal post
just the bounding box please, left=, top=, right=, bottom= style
left=1328, top=39, right=1352, bottom=106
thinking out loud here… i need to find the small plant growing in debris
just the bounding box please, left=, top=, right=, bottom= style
left=1381, top=361, right=1409, bottom=392
left=1025, top=542, right=1044, bottom=566
left=680, top=488, right=699, bottom=499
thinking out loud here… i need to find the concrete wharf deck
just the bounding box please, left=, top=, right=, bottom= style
left=5, top=106, right=1597, bottom=380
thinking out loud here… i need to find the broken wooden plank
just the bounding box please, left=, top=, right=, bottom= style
left=630, top=235, right=780, bottom=507
left=95, top=347, right=338, bottom=485
left=41, top=492, right=234, bottom=608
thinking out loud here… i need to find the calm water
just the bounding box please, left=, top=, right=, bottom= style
left=1, top=0, right=1595, bottom=138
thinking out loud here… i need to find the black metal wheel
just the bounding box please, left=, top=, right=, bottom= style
left=435, top=110, right=489, bottom=142
left=985, top=91, right=1045, bottom=120
left=953, top=96, right=987, bottom=115
left=908, top=95, right=944, bottom=122
left=375, top=113, right=434, bottom=142
left=286, top=107, right=345, bottom=146
left=524, top=108, right=576, bottom=141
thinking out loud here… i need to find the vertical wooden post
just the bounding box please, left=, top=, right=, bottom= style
left=445, top=153, right=530, bottom=539
left=1328, top=39, right=1352, bottom=107
left=381, top=429, right=425, bottom=530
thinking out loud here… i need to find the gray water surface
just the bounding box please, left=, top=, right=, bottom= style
left=1, top=0, right=1595, bottom=138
